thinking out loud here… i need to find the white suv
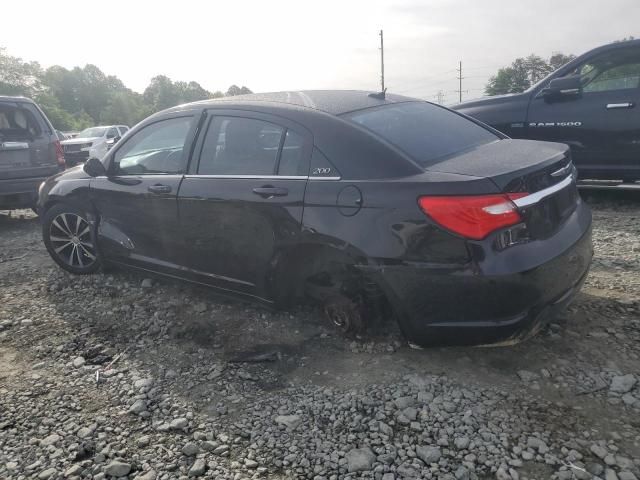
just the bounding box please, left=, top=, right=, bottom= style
left=61, top=125, right=129, bottom=166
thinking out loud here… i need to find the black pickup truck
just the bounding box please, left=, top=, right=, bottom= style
left=453, top=39, right=640, bottom=182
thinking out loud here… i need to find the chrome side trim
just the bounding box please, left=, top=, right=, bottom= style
left=308, top=176, right=342, bottom=181
left=184, top=175, right=308, bottom=180
left=606, top=102, right=634, bottom=109
left=512, top=173, right=574, bottom=208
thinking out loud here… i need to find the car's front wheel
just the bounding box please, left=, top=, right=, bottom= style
left=42, top=203, right=101, bottom=274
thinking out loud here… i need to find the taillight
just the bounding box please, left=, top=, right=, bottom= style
left=418, top=193, right=528, bottom=240
left=54, top=140, right=65, bottom=168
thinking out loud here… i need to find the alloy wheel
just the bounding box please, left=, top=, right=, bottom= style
left=49, top=213, right=97, bottom=268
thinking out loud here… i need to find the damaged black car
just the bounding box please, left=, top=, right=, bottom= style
left=37, top=90, right=593, bottom=346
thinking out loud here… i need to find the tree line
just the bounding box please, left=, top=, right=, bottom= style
left=484, top=53, right=576, bottom=96
left=0, top=47, right=252, bottom=131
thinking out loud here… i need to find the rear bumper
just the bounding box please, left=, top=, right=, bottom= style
left=0, top=176, right=49, bottom=209
left=367, top=202, right=593, bottom=347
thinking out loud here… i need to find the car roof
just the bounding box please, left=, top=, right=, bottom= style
left=169, top=90, right=419, bottom=116
left=0, top=95, right=37, bottom=104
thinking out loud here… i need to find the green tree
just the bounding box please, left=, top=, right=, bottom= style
left=485, top=52, right=575, bottom=96
left=226, top=85, right=252, bottom=96
left=0, top=47, right=43, bottom=97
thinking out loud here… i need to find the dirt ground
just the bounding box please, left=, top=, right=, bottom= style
left=0, top=190, right=639, bottom=480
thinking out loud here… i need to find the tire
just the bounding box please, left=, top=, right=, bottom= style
left=42, top=203, right=101, bottom=274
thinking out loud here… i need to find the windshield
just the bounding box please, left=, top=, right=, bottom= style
left=77, top=127, right=107, bottom=138
left=344, top=102, right=499, bottom=167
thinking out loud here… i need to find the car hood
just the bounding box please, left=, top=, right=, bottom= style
left=61, top=137, right=101, bottom=145
left=451, top=92, right=529, bottom=111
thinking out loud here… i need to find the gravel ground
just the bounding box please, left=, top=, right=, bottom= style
left=0, top=191, right=639, bottom=480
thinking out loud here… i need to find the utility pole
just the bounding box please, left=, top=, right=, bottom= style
left=455, top=61, right=468, bottom=102
left=379, top=29, right=385, bottom=92
left=436, top=90, right=446, bottom=104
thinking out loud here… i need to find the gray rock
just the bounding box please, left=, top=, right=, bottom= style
left=188, top=458, right=206, bottom=477
left=416, top=445, right=441, bottom=464
left=41, top=433, right=60, bottom=446
left=65, top=465, right=83, bottom=477
left=590, top=444, right=608, bottom=459
left=346, top=447, right=376, bottom=472
left=526, top=436, right=548, bottom=453
left=379, top=421, right=393, bottom=436
left=619, top=472, right=638, bottom=480
left=72, top=356, right=85, bottom=368
left=38, top=468, right=57, bottom=479
left=275, top=414, right=302, bottom=430
left=182, top=442, right=200, bottom=456
left=137, top=435, right=150, bottom=447
left=394, top=396, right=414, bottom=409
left=610, top=374, right=637, bottom=393
left=245, top=459, right=259, bottom=468
left=137, top=471, right=157, bottom=480
left=455, top=436, right=470, bottom=449
left=104, top=460, right=131, bottom=477
left=455, top=466, right=470, bottom=480
left=170, top=417, right=189, bottom=430
left=605, top=470, right=620, bottom=480
left=201, top=440, right=218, bottom=451
left=141, top=278, right=153, bottom=288
left=496, top=467, right=512, bottom=480
left=382, top=474, right=395, bottom=480
left=517, top=370, right=539, bottom=382
left=129, top=399, right=147, bottom=414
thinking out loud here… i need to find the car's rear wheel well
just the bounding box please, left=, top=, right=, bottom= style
left=270, top=244, right=392, bottom=334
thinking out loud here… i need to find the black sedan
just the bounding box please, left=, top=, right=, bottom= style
left=37, top=90, right=593, bottom=347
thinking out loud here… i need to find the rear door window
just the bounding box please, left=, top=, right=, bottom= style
left=343, top=102, right=499, bottom=167
left=198, top=116, right=284, bottom=175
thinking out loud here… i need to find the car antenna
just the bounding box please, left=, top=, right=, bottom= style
left=368, top=30, right=387, bottom=100
left=368, top=88, right=387, bottom=100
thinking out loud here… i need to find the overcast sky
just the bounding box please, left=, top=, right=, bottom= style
left=1, top=0, right=637, bottom=104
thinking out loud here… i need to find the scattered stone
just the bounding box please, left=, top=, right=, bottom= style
left=188, top=458, right=206, bottom=477
left=72, top=356, right=85, bottom=368
left=104, top=460, right=131, bottom=477
left=416, top=445, right=441, bottom=464
left=346, top=447, right=376, bottom=472
left=275, top=414, right=302, bottom=430
left=610, top=374, right=637, bottom=394
left=182, top=442, right=200, bottom=456
left=38, top=468, right=57, bottom=479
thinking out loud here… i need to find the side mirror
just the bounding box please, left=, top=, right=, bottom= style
left=84, top=157, right=107, bottom=177
left=540, top=76, right=582, bottom=101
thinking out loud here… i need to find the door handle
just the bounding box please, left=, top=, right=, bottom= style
left=252, top=186, right=288, bottom=198
left=606, top=102, right=634, bottom=109
left=148, top=184, right=172, bottom=194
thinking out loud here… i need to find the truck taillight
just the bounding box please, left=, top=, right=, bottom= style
left=54, top=140, right=65, bottom=168
left=418, top=193, right=528, bottom=240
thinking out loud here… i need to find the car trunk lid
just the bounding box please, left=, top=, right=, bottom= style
left=425, top=139, right=578, bottom=239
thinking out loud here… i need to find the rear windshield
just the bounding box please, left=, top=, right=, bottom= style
left=0, top=103, right=43, bottom=141
left=344, top=102, right=499, bottom=167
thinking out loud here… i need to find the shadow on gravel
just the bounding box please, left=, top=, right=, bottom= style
left=581, top=188, right=640, bottom=207
left=38, top=261, right=634, bottom=396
